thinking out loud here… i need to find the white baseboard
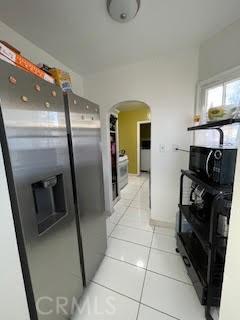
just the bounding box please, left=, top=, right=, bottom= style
left=150, top=218, right=175, bottom=229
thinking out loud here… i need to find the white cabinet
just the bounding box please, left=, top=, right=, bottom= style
left=141, top=149, right=150, bottom=172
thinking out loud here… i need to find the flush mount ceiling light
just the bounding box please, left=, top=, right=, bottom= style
left=107, top=0, right=141, bottom=23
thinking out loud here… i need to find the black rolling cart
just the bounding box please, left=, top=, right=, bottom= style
left=177, top=119, right=238, bottom=320
left=177, top=170, right=232, bottom=319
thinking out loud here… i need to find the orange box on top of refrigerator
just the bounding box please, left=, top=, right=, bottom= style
left=0, top=41, right=55, bottom=84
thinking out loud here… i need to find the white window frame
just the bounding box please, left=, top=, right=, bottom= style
left=196, top=65, right=240, bottom=116
left=195, top=66, right=240, bottom=146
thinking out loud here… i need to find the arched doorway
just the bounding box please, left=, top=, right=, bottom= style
left=107, top=100, right=151, bottom=212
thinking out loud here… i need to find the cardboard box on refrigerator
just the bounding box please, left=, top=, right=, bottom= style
left=49, top=68, right=72, bottom=92
left=0, top=41, right=55, bottom=84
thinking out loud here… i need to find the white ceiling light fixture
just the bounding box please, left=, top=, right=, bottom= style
left=107, top=0, right=141, bottom=23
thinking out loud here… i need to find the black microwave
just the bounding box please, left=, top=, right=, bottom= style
left=189, top=146, right=237, bottom=185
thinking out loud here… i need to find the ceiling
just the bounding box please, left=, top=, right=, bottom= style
left=114, top=101, right=149, bottom=112
left=0, top=0, right=240, bottom=75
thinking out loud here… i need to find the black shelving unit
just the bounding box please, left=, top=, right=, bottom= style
left=188, top=118, right=240, bottom=145
left=188, top=118, right=240, bottom=130
left=177, top=171, right=232, bottom=319
left=179, top=204, right=210, bottom=252
left=177, top=118, right=238, bottom=319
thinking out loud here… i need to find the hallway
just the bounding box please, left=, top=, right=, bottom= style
left=74, top=175, right=205, bottom=320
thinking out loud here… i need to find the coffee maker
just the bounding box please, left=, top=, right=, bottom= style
left=190, top=183, right=213, bottom=222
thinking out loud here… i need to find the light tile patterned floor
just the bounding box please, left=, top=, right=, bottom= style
left=74, top=174, right=206, bottom=320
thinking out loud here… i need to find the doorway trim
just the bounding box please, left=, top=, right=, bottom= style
left=137, top=120, right=151, bottom=176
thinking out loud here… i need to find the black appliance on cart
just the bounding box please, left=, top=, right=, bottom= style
left=176, top=119, right=239, bottom=320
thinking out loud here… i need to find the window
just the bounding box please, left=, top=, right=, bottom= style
left=225, top=79, right=240, bottom=107
left=196, top=75, right=240, bottom=147
left=206, top=85, right=223, bottom=109
left=205, top=78, right=240, bottom=111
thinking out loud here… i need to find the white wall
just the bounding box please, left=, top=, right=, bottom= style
left=199, top=18, right=240, bottom=81
left=0, top=146, right=30, bottom=320
left=198, top=18, right=240, bottom=320
left=0, top=21, right=83, bottom=95
left=84, top=51, right=198, bottom=224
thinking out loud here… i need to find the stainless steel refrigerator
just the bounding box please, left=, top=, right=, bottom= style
left=64, top=93, right=107, bottom=284
left=0, top=60, right=83, bottom=320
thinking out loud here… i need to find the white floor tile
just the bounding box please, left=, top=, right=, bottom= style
left=130, top=202, right=150, bottom=210
left=120, top=193, right=136, bottom=201
left=113, top=204, right=128, bottom=216
left=72, top=282, right=139, bottom=320
left=142, top=272, right=205, bottom=320
left=120, top=189, right=138, bottom=200
left=124, top=206, right=150, bottom=218
left=125, top=206, right=150, bottom=216
left=154, top=227, right=175, bottom=237
left=119, top=207, right=153, bottom=232
left=128, top=178, right=145, bottom=187
left=109, top=211, right=125, bottom=225
left=106, top=220, right=116, bottom=237
left=129, top=174, right=146, bottom=180
left=147, top=249, right=192, bottom=284
left=130, top=195, right=150, bottom=209
left=142, top=181, right=149, bottom=189
left=138, top=305, right=175, bottom=320
left=140, top=190, right=149, bottom=198
left=129, top=206, right=151, bottom=214
left=116, top=198, right=132, bottom=207
left=151, top=233, right=177, bottom=254
left=128, top=175, right=143, bottom=181
left=135, top=189, right=149, bottom=197
left=128, top=182, right=145, bottom=188
left=122, top=184, right=141, bottom=193
left=111, top=225, right=153, bottom=247
left=132, top=197, right=149, bottom=206
left=141, top=187, right=149, bottom=194
left=93, top=257, right=145, bottom=301
left=133, top=192, right=149, bottom=202
left=106, top=237, right=150, bottom=268
left=140, top=173, right=150, bottom=178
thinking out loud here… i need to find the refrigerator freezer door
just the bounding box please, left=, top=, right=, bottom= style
left=0, top=60, right=83, bottom=320
left=64, top=93, right=107, bottom=284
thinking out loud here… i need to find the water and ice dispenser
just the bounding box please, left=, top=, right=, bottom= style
left=32, top=174, right=67, bottom=234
